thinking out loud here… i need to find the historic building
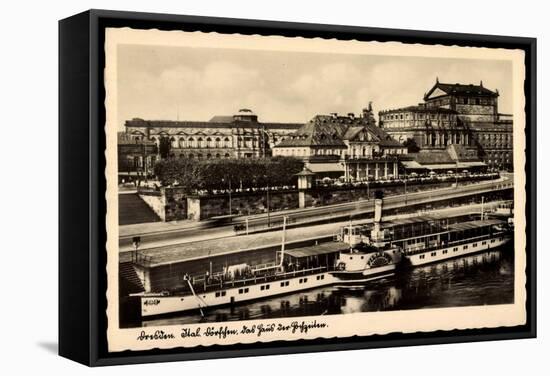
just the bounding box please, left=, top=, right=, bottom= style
left=124, top=109, right=301, bottom=160
left=117, top=132, right=158, bottom=179
left=379, top=79, right=513, bottom=170
left=273, top=104, right=406, bottom=180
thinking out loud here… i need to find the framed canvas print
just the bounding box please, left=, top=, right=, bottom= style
left=58, top=9, right=536, bottom=366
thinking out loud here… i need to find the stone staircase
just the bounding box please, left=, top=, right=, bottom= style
left=118, top=193, right=160, bottom=225
left=119, top=262, right=145, bottom=295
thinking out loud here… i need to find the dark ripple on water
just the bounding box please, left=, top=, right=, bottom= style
left=143, top=243, right=514, bottom=327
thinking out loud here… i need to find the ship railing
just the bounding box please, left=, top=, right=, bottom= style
left=197, top=266, right=332, bottom=293
left=403, top=232, right=509, bottom=256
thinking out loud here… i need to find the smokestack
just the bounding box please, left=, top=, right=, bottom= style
left=372, top=190, right=384, bottom=241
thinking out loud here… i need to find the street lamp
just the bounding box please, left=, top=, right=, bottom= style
left=404, top=174, right=408, bottom=205
left=132, top=236, right=141, bottom=263
left=221, top=177, right=232, bottom=215
left=264, top=175, right=271, bottom=227
left=455, top=160, right=458, bottom=189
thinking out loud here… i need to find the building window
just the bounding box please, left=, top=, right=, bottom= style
left=463, top=98, right=468, bottom=104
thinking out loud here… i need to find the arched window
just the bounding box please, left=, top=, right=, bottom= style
left=169, top=137, right=177, bottom=148
left=206, top=153, right=212, bottom=159
left=224, top=153, right=230, bottom=159
left=215, top=153, right=221, bottom=158
left=188, top=137, right=195, bottom=148
left=206, top=137, right=212, bottom=148
left=188, top=153, right=194, bottom=159
left=224, top=137, right=231, bottom=148
left=197, top=153, right=203, bottom=160
left=197, top=137, right=203, bottom=148
left=178, top=137, right=185, bottom=148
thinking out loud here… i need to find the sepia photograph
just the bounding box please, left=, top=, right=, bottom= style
left=104, top=27, right=527, bottom=352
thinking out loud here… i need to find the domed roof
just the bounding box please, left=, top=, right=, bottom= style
left=235, top=108, right=255, bottom=116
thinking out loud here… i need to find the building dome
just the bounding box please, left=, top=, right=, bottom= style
left=233, top=108, right=258, bottom=122
left=235, top=108, right=256, bottom=116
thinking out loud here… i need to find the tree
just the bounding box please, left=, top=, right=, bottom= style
left=403, top=138, right=420, bottom=153
left=159, top=137, right=172, bottom=159
left=153, top=156, right=304, bottom=192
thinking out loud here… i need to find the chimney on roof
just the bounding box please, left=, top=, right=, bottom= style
left=480, top=80, right=483, bottom=87
left=330, top=112, right=338, bottom=119
left=436, top=76, right=439, bottom=83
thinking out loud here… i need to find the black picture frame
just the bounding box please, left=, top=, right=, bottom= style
left=59, top=9, right=537, bottom=367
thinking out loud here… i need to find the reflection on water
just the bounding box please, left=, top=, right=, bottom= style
left=143, top=245, right=514, bottom=327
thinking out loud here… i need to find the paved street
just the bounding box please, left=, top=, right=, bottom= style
left=119, top=174, right=513, bottom=253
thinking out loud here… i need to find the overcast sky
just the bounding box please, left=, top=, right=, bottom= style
left=117, top=44, right=513, bottom=130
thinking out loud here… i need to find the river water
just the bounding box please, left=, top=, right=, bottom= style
left=142, top=244, right=514, bottom=327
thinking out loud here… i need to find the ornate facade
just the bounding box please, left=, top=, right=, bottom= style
left=379, top=79, right=513, bottom=170
left=273, top=105, right=406, bottom=180
left=124, top=109, right=301, bottom=160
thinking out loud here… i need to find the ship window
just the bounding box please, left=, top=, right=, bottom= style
left=349, top=257, right=353, bottom=260
left=238, top=289, right=243, bottom=294
left=443, top=250, right=448, bottom=254
left=473, top=243, right=478, bottom=247
left=453, top=247, right=458, bottom=252
left=431, top=252, right=436, bottom=257
left=221, top=291, right=226, bottom=296
left=419, top=255, right=425, bottom=259
left=299, top=279, right=303, bottom=283
left=265, top=285, right=270, bottom=290
left=321, top=275, right=325, bottom=280
left=244, top=288, right=249, bottom=293
left=215, top=292, right=221, bottom=297
left=463, top=245, right=468, bottom=250
left=316, top=276, right=320, bottom=280
left=260, top=285, right=265, bottom=291
left=482, top=241, right=487, bottom=245
left=491, top=239, right=496, bottom=243
left=360, top=256, right=364, bottom=259
left=304, top=278, right=308, bottom=283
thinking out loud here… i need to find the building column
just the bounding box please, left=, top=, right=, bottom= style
left=356, top=163, right=360, bottom=181
left=375, top=163, right=379, bottom=180
left=365, top=163, right=369, bottom=181
left=393, top=162, right=398, bottom=178
left=384, top=162, right=388, bottom=179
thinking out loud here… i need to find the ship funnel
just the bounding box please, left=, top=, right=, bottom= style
left=372, top=191, right=384, bottom=242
